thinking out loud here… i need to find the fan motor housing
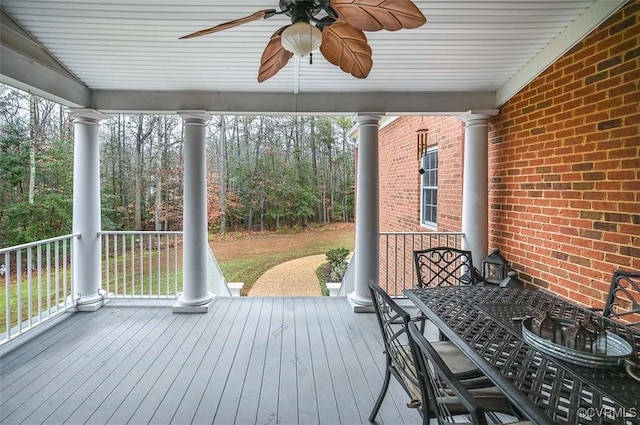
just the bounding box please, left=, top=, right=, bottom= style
left=280, top=0, right=331, bottom=22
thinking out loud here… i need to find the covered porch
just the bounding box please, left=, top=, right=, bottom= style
left=3, top=0, right=630, bottom=319
left=1, top=0, right=639, bottom=424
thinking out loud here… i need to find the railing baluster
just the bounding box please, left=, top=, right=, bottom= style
left=17, top=249, right=22, bottom=332
left=37, top=245, right=42, bottom=322
left=63, top=239, right=68, bottom=309
left=131, top=234, right=135, bottom=297
left=139, top=236, right=144, bottom=296
left=122, top=234, right=127, bottom=297
left=114, top=235, right=119, bottom=297
left=157, top=234, right=161, bottom=297
left=46, top=242, right=51, bottom=318
left=5, top=253, right=11, bottom=339
left=54, top=241, right=60, bottom=313
left=384, top=234, right=389, bottom=295
left=174, top=234, right=178, bottom=296
left=27, top=247, right=33, bottom=327
left=148, top=234, right=152, bottom=297
left=165, top=234, right=169, bottom=296
left=105, top=234, right=110, bottom=296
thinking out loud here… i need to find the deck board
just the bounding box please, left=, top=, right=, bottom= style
left=0, top=296, right=422, bottom=425
left=73, top=301, right=182, bottom=425
left=42, top=301, right=176, bottom=425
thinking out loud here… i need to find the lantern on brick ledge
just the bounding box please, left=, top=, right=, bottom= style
left=482, top=248, right=509, bottom=285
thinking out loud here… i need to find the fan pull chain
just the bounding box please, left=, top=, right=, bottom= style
left=309, top=52, right=313, bottom=65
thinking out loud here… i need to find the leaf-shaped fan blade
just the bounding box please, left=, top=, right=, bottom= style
left=258, top=26, right=294, bottom=82
left=179, top=9, right=277, bottom=39
left=331, top=0, right=426, bottom=32
left=320, top=21, right=372, bottom=79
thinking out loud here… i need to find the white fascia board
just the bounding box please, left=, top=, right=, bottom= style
left=0, top=46, right=90, bottom=107
left=496, top=0, right=627, bottom=107
left=91, top=90, right=496, bottom=115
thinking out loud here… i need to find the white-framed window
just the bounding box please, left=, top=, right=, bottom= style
left=421, top=148, right=438, bottom=227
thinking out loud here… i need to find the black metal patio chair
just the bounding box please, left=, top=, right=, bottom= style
left=603, top=269, right=640, bottom=329
left=407, top=321, right=532, bottom=425
left=414, top=247, right=484, bottom=288
left=368, top=280, right=492, bottom=424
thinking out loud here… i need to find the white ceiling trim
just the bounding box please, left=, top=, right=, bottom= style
left=495, top=0, right=627, bottom=107
left=90, top=90, right=496, bottom=115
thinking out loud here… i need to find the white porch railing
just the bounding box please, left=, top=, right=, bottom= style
left=100, top=231, right=182, bottom=298
left=0, top=233, right=80, bottom=343
left=380, top=231, right=465, bottom=297
left=100, top=231, right=234, bottom=298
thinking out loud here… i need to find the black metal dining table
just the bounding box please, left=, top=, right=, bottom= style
left=404, top=286, right=640, bottom=425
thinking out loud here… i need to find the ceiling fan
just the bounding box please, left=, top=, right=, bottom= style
left=179, top=0, right=426, bottom=82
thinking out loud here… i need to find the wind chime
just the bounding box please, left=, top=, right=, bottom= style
left=417, top=127, right=429, bottom=176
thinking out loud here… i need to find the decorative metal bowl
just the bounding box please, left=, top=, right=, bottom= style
left=522, top=318, right=634, bottom=369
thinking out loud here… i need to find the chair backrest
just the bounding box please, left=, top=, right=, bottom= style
left=407, top=321, right=488, bottom=425
left=414, top=247, right=482, bottom=288
left=603, top=269, right=640, bottom=329
left=368, top=280, right=422, bottom=404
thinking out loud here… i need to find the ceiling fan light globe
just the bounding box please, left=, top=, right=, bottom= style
left=281, top=22, right=322, bottom=56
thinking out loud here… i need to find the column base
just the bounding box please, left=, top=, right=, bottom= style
left=347, top=292, right=375, bottom=313
left=173, top=292, right=215, bottom=314
left=76, top=293, right=107, bottom=312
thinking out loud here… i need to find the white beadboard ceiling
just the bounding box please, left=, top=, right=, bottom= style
left=0, top=0, right=626, bottom=113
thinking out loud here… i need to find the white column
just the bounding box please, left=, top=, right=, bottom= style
left=174, top=111, right=213, bottom=313
left=70, top=109, right=107, bottom=311
left=458, top=111, right=498, bottom=268
left=348, top=114, right=382, bottom=313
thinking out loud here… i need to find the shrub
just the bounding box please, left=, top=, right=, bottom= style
left=326, top=247, right=349, bottom=282
left=316, top=264, right=330, bottom=296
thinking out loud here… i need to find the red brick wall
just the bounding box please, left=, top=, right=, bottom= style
left=488, top=2, right=640, bottom=308
left=377, top=2, right=639, bottom=305
left=379, top=116, right=464, bottom=232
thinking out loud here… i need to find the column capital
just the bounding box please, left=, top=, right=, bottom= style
left=178, top=110, right=212, bottom=125
left=69, top=108, right=108, bottom=123
left=355, top=114, right=383, bottom=126
left=458, top=110, right=500, bottom=126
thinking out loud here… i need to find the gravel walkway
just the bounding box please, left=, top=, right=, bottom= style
left=248, top=254, right=326, bottom=297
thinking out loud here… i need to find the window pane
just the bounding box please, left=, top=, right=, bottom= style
left=421, top=148, right=438, bottom=226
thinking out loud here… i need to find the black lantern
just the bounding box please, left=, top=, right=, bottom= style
left=532, top=311, right=562, bottom=344
left=500, top=271, right=523, bottom=288
left=482, top=248, right=509, bottom=285
left=582, top=316, right=608, bottom=354
left=565, top=321, right=596, bottom=352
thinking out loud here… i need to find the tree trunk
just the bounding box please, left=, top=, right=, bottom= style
left=154, top=118, right=163, bottom=231
left=28, top=94, right=37, bottom=204
left=134, top=117, right=144, bottom=230
left=310, top=117, right=319, bottom=220
left=134, top=115, right=156, bottom=230
left=260, top=197, right=265, bottom=231
left=219, top=115, right=227, bottom=233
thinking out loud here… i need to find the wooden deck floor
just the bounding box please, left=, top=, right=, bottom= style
left=0, top=297, right=422, bottom=425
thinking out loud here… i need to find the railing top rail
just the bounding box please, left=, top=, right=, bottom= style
left=379, top=231, right=465, bottom=236
left=99, top=231, right=183, bottom=236
left=0, top=233, right=81, bottom=254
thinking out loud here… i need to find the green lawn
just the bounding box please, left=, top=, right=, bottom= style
left=212, top=223, right=354, bottom=295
